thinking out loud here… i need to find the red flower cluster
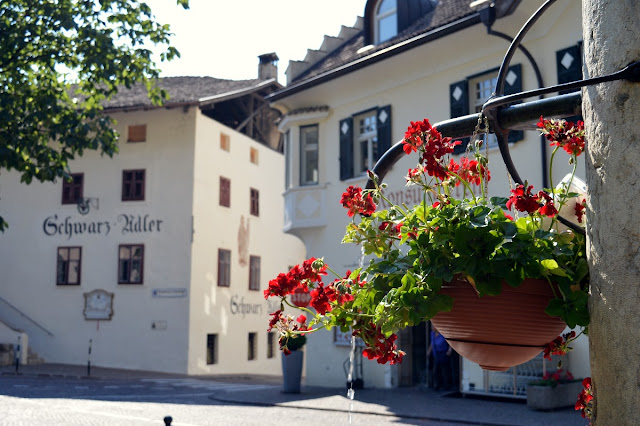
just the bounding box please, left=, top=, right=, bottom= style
left=542, top=368, right=574, bottom=383
left=270, top=313, right=308, bottom=355
left=537, top=191, right=558, bottom=217
left=538, top=116, right=585, bottom=156
left=309, top=277, right=356, bottom=315
left=357, top=323, right=404, bottom=364
left=378, top=221, right=403, bottom=238
left=449, top=157, right=491, bottom=187
left=543, top=330, right=576, bottom=360
left=506, top=185, right=540, bottom=214
left=575, top=199, right=586, bottom=223
left=264, top=258, right=327, bottom=299
left=403, top=118, right=434, bottom=154
left=402, top=119, right=461, bottom=181
left=506, top=184, right=557, bottom=217
left=341, top=186, right=376, bottom=217
left=575, top=377, right=594, bottom=420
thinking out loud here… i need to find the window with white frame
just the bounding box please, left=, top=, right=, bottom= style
left=449, top=64, right=523, bottom=155
left=354, top=110, right=378, bottom=174
left=284, top=130, right=291, bottom=189
left=376, top=0, right=397, bottom=44
left=300, top=125, right=319, bottom=185
left=470, top=71, right=499, bottom=149
left=339, top=105, right=391, bottom=181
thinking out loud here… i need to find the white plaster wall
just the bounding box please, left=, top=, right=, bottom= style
left=0, top=107, right=195, bottom=373
left=187, top=111, right=306, bottom=376
left=275, top=0, right=585, bottom=388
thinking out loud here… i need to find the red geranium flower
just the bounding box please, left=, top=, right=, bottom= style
left=538, top=116, right=585, bottom=156
left=340, top=185, right=377, bottom=217
left=575, top=199, right=586, bottom=223
left=537, top=191, right=558, bottom=217
left=506, top=184, right=540, bottom=214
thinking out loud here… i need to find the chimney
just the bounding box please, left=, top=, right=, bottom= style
left=258, top=53, right=279, bottom=81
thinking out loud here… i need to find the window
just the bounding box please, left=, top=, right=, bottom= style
left=267, top=332, right=276, bottom=358
left=57, top=247, right=81, bottom=285
left=339, top=105, right=392, bottom=181
left=449, top=65, right=523, bottom=154
left=62, top=173, right=84, bottom=205
left=354, top=111, right=378, bottom=174
left=469, top=72, right=499, bottom=149
left=249, top=255, right=261, bottom=291
left=118, top=244, right=144, bottom=284
left=220, top=133, right=230, bottom=151
left=250, top=147, right=259, bottom=165
left=218, top=249, right=231, bottom=287
left=300, top=125, right=319, bottom=185
left=284, top=130, right=292, bottom=189
left=250, top=188, right=259, bottom=216
left=206, top=334, right=218, bottom=365
left=122, top=169, right=145, bottom=201
left=376, top=0, right=397, bottom=44
left=127, top=124, right=146, bottom=143
left=248, top=332, right=257, bottom=360
left=220, top=177, right=230, bottom=207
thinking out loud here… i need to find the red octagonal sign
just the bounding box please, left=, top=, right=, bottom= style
left=291, top=287, right=311, bottom=307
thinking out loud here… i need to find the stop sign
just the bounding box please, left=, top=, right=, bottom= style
left=291, top=287, right=311, bottom=307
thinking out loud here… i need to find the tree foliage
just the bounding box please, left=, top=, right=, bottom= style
left=0, top=0, right=189, bottom=230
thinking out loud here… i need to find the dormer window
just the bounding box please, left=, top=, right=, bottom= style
left=375, top=0, right=397, bottom=44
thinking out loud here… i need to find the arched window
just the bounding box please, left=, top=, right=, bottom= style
left=375, top=0, right=397, bottom=44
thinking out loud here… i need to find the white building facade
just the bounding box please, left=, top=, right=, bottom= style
left=0, top=70, right=306, bottom=376
left=269, top=0, right=589, bottom=393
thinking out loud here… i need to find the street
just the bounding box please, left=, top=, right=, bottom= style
left=0, top=375, right=454, bottom=425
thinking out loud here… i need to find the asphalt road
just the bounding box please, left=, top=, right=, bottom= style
left=0, top=375, right=456, bottom=425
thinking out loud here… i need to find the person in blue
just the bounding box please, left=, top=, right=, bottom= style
left=428, top=325, right=452, bottom=390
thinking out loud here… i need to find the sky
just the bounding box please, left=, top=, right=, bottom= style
left=144, top=0, right=366, bottom=83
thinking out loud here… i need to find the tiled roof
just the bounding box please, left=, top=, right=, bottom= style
left=101, top=77, right=274, bottom=110
left=293, top=0, right=478, bottom=84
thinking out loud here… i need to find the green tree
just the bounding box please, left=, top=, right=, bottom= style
left=0, top=0, right=189, bottom=230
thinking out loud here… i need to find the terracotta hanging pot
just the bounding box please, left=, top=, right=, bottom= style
left=431, top=276, right=566, bottom=371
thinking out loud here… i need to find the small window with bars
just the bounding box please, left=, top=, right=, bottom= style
left=218, top=249, right=231, bottom=287
left=206, top=334, right=218, bottom=365
left=249, top=255, right=261, bottom=291
left=267, top=332, right=276, bottom=358
left=248, top=332, right=257, bottom=361
left=250, top=188, right=259, bottom=216
left=220, top=177, right=230, bottom=207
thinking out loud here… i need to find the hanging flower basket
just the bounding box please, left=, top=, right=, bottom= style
left=264, top=116, right=589, bottom=373
left=431, top=276, right=566, bottom=371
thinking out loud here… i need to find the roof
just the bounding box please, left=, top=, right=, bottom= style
left=101, top=76, right=281, bottom=112
left=294, top=0, right=477, bottom=84
left=268, top=0, right=520, bottom=101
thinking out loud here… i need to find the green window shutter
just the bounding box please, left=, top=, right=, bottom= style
left=339, top=117, right=354, bottom=181
left=376, top=105, right=392, bottom=161
left=503, top=64, right=524, bottom=143
left=450, top=80, right=469, bottom=154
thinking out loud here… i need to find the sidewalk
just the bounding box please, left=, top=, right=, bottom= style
left=1, top=363, right=587, bottom=426
left=210, top=385, right=587, bottom=426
